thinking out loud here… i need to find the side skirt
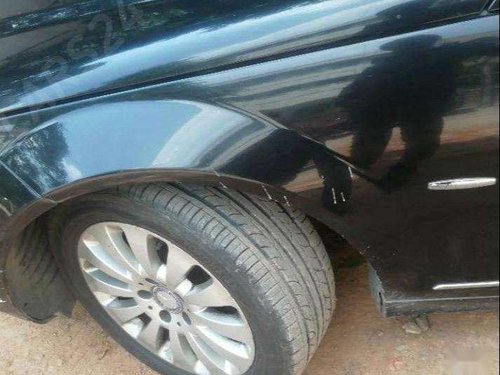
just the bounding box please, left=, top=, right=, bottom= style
left=369, top=265, right=499, bottom=317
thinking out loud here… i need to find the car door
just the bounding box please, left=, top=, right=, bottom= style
left=299, top=1, right=500, bottom=295
left=190, top=0, right=500, bottom=301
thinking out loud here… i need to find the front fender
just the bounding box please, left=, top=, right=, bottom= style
left=0, top=99, right=355, bottom=245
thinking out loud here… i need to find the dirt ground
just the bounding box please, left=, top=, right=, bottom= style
left=0, top=244, right=498, bottom=375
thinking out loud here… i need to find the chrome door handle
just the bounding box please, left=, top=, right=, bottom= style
left=428, top=178, right=497, bottom=190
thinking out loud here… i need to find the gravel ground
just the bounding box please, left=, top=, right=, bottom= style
left=0, top=245, right=498, bottom=375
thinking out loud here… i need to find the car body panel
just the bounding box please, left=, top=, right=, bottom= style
left=0, top=1, right=498, bottom=319
left=0, top=0, right=489, bottom=117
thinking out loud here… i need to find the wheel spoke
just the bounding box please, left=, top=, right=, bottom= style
left=138, top=319, right=162, bottom=352
left=191, top=310, right=252, bottom=344
left=164, top=243, right=197, bottom=289
left=121, top=224, right=161, bottom=279
left=193, top=326, right=251, bottom=370
left=186, top=333, right=227, bottom=375
left=80, top=224, right=142, bottom=280
left=170, top=332, right=196, bottom=369
left=79, top=240, right=132, bottom=284
left=83, top=271, right=135, bottom=298
left=106, top=301, right=145, bottom=324
left=184, top=280, right=235, bottom=308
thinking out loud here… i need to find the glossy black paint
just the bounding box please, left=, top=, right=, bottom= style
left=0, top=0, right=498, bottom=318
left=0, top=0, right=489, bottom=116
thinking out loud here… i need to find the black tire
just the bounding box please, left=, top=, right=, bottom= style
left=50, top=183, right=335, bottom=375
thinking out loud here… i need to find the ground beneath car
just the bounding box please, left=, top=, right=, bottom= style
left=0, top=243, right=498, bottom=375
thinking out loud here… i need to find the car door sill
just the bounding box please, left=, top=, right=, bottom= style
left=433, top=281, right=500, bottom=290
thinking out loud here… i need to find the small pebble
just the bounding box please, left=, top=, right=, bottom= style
left=403, top=321, right=422, bottom=335
left=396, top=345, right=408, bottom=352
left=415, top=314, right=431, bottom=332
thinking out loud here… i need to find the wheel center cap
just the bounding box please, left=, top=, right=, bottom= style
left=153, top=287, right=184, bottom=314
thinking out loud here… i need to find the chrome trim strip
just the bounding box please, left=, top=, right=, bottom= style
left=428, top=178, right=497, bottom=190
left=433, top=281, right=500, bottom=290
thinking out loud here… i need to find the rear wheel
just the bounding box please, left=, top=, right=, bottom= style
left=52, top=183, right=335, bottom=375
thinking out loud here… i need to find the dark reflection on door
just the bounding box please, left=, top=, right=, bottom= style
left=337, top=35, right=456, bottom=191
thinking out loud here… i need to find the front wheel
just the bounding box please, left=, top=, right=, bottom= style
left=51, top=183, right=335, bottom=375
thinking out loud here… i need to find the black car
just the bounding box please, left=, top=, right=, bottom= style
left=0, top=1, right=498, bottom=374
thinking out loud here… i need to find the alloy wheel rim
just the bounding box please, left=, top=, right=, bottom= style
left=78, top=222, right=255, bottom=375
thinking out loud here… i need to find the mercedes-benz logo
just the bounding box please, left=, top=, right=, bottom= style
left=152, top=287, right=184, bottom=314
